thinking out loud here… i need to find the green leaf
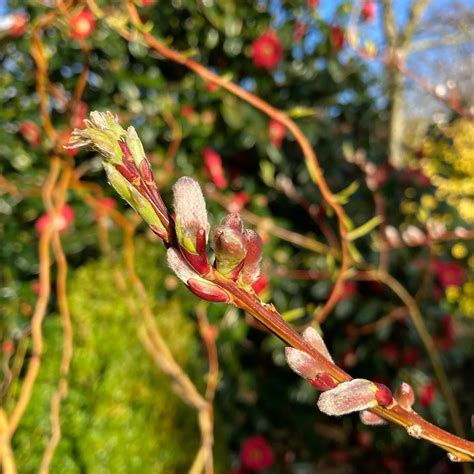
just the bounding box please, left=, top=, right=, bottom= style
left=260, top=160, right=275, bottom=187
left=287, top=106, right=318, bottom=119
left=281, top=307, right=306, bottom=322
left=348, top=216, right=382, bottom=241
left=334, top=181, right=359, bottom=204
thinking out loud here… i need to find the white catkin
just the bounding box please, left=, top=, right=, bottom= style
left=172, top=177, right=209, bottom=239
left=317, top=379, right=377, bottom=416
left=285, top=347, right=321, bottom=380
left=301, top=327, right=333, bottom=362
left=166, top=248, right=198, bottom=283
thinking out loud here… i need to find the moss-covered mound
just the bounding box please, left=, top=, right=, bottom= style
left=13, top=240, right=203, bottom=473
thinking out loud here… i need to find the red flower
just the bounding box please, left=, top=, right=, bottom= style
left=307, top=0, right=320, bottom=8
left=203, top=147, right=227, bottom=190
left=419, top=380, right=436, bottom=407
left=251, top=32, right=283, bottom=70
left=268, top=119, right=286, bottom=148
left=330, top=25, right=345, bottom=52
left=94, top=197, right=117, bottom=219
left=8, top=12, right=28, bottom=37
left=69, top=9, right=96, bottom=41
left=138, top=0, right=155, bottom=6
left=35, top=205, right=75, bottom=234
left=432, top=260, right=464, bottom=288
left=362, top=0, right=376, bottom=23
left=227, top=192, right=250, bottom=213
left=19, top=121, right=41, bottom=147
left=240, top=435, right=275, bottom=471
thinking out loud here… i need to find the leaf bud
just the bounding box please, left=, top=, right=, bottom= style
left=394, top=382, right=415, bottom=411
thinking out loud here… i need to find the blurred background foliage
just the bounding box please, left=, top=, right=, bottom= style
left=0, top=0, right=473, bottom=472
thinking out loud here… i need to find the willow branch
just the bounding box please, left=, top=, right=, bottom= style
left=7, top=159, right=59, bottom=437
left=39, top=163, right=74, bottom=474
left=118, top=0, right=352, bottom=325
left=357, top=269, right=466, bottom=440
left=211, top=271, right=474, bottom=461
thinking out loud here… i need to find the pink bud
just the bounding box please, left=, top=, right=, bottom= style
left=174, top=238, right=210, bottom=276
left=167, top=248, right=228, bottom=302
left=360, top=410, right=387, bottom=426
left=188, top=278, right=230, bottom=303
left=220, top=212, right=244, bottom=232
left=285, top=347, right=336, bottom=391
left=213, top=225, right=247, bottom=279
left=394, top=382, right=415, bottom=411
left=309, top=373, right=337, bottom=391
left=373, top=383, right=393, bottom=406
left=240, top=229, right=263, bottom=285
left=285, top=347, right=324, bottom=380
left=301, top=326, right=333, bottom=362
left=317, top=379, right=380, bottom=416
